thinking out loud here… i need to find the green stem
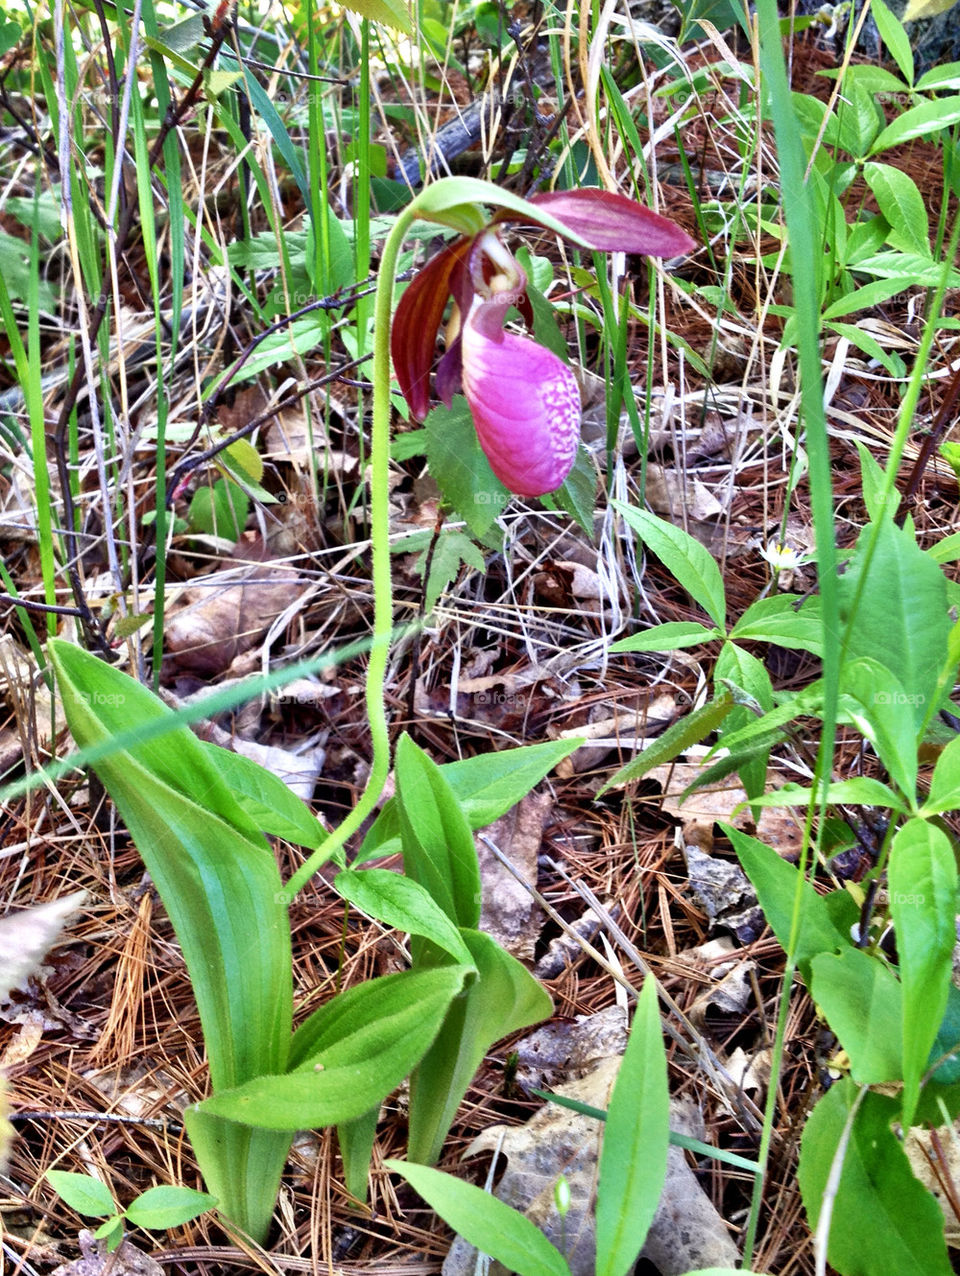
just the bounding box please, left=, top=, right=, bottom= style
left=286, top=203, right=418, bottom=899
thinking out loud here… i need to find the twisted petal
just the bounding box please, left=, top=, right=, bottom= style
left=521, top=188, right=696, bottom=257
left=461, top=298, right=581, bottom=497
left=391, top=236, right=473, bottom=420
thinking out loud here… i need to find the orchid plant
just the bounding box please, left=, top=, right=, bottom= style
left=48, top=177, right=696, bottom=1246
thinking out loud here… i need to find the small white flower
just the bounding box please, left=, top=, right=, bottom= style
left=759, top=538, right=812, bottom=572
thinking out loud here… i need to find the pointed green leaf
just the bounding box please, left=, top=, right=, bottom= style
left=870, top=96, right=960, bottom=153
left=810, top=948, right=903, bottom=1082
left=595, top=977, right=669, bottom=1276
left=199, top=742, right=325, bottom=849
left=889, top=819, right=958, bottom=1127
left=799, top=1081, right=952, bottom=1276
left=334, top=869, right=474, bottom=965
left=599, top=695, right=733, bottom=793
left=922, top=733, right=960, bottom=814
left=385, top=1160, right=571, bottom=1276
left=395, top=735, right=482, bottom=928
left=46, top=1172, right=115, bottom=1218
left=408, top=930, right=552, bottom=1165
left=123, top=1186, right=216, bottom=1230
left=612, top=502, right=726, bottom=627
left=864, top=162, right=929, bottom=255
left=838, top=658, right=918, bottom=799
left=609, top=622, right=722, bottom=653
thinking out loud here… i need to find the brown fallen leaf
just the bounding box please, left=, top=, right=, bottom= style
left=164, top=534, right=307, bottom=676
left=477, top=793, right=550, bottom=961
left=50, top=1231, right=163, bottom=1276
left=443, top=1058, right=740, bottom=1276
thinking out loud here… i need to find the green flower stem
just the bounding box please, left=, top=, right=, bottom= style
left=285, top=203, right=419, bottom=899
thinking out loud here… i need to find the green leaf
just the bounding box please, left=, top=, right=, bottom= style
left=202, top=966, right=469, bottom=1129
left=123, top=1186, right=216, bottom=1230
left=799, top=1081, right=953, bottom=1276
left=870, top=96, right=960, bottom=153
left=889, top=819, right=958, bottom=1127
left=385, top=1160, right=571, bottom=1276
left=180, top=1112, right=289, bottom=1245
left=46, top=1171, right=115, bottom=1218
left=408, top=929, right=552, bottom=1165
left=341, top=0, right=411, bottom=33
left=810, top=948, right=903, bottom=1082
left=863, top=162, right=929, bottom=255
left=835, top=78, right=883, bottom=158
left=613, top=502, right=726, bottom=627
left=855, top=439, right=900, bottom=522
left=337, top=1107, right=379, bottom=1203
left=394, top=734, right=483, bottom=928
left=838, top=658, right=918, bottom=799
left=729, top=592, right=823, bottom=655
left=424, top=399, right=511, bottom=537
left=417, top=530, right=487, bottom=615
left=922, top=733, right=960, bottom=814
left=715, top=642, right=774, bottom=804
left=724, top=824, right=855, bottom=981
left=595, top=977, right=668, bottom=1276
left=916, top=60, right=960, bottom=90
left=334, top=869, right=474, bottom=965
left=198, top=742, right=325, bottom=850
left=94, top=1216, right=125, bottom=1251
left=188, top=479, right=248, bottom=541
left=547, top=445, right=597, bottom=533
left=871, top=0, right=914, bottom=85
left=839, top=517, right=951, bottom=732
left=742, top=776, right=906, bottom=813
left=822, top=275, right=924, bottom=320
left=609, top=622, right=723, bottom=653
left=599, top=695, right=733, bottom=793
left=48, top=642, right=292, bottom=1091
left=357, top=739, right=582, bottom=864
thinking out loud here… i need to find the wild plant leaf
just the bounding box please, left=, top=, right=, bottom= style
left=828, top=322, right=906, bottom=379
left=810, top=948, right=903, bottom=1082
left=334, top=869, right=474, bottom=965
left=889, top=819, right=958, bottom=1128
left=337, top=1107, right=379, bottom=1203
left=921, top=733, right=960, bottom=814
left=395, top=734, right=482, bottom=928
left=822, top=276, right=924, bottom=320
left=839, top=514, right=951, bottom=736
left=723, top=824, right=855, bottom=981
left=49, top=642, right=293, bottom=1090
left=351, top=736, right=586, bottom=865
left=202, top=966, right=469, bottom=1129
left=385, top=1159, right=571, bottom=1276
left=838, top=658, right=918, bottom=800
left=416, top=530, right=487, bottom=615
left=341, top=0, right=412, bottom=30
left=595, top=977, right=668, bottom=1276
left=181, top=1111, right=291, bottom=1244
left=871, top=0, right=914, bottom=86
left=46, top=1171, right=115, bottom=1218
left=729, top=592, right=823, bottom=654
left=599, top=695, right=733, bottom=793
left=864, top=163, right=929, bottom=255
left=741, top=776, right=906, bottom=814
left=798, top=1081, right=953, bottom=1276
left=835, top=78, right=883, bottom=158
left=612, top=502, right=726, bottom=627
left=424, top=399, right=510, bottom=537
left=198, top=742, right=325, bottom=850
left=547, top=444, right=597, bottom=534
left=408, top=929, right=552, bottom=1165
left=188, top=479, right=248, bottom=541
left=715, top=642, right=773, bottom=805
left=916, top=59, right=960, bottom=90
left=609, top=622, right=723, bottom=653
left=123, top=1186, right=216, bottom=1229
left=871, top=96, right=960, bottom=152
left=855, top=439, right=899, bottom=522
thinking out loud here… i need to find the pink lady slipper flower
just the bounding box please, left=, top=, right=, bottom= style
left=391, top=188, right=696, bottom=497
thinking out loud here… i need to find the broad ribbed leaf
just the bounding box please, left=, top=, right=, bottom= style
left=408, top=930, right=552, bottom=1165
left=335, top=869, right=473, bottom=965
left=810, top=949, right=903, bottom=1083
left=199, top=966, right=468, bottom=1129
left=613, top=502, right=726, bottom=627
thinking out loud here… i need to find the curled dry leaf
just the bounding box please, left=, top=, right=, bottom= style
left=164, top=535, right=308, bottom=676
left=477, top=792, right=550, bottom=961
left=644, top=463, right=725, bottom=523
left=50, top=1231, right=163, bottom=1276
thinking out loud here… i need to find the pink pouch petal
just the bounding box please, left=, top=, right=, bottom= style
left=461, top=299, right=581, bottom=497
